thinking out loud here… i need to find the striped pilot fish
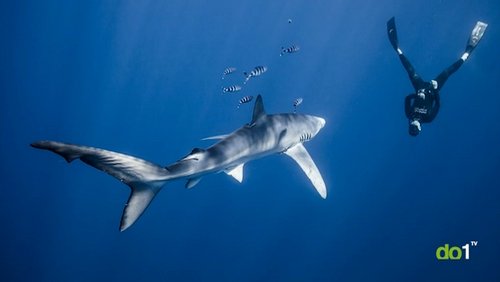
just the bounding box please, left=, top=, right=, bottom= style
left=222, top=67, right=237, bottom=79
left=293, top=97, right=303, bottom=113
left=243, top=66, right=267, bottom=84
left=237, top=95, right=254, bottom=108
left=222, top=85, right=242, bottom=93
left=280, top=44, right=300, bottom=56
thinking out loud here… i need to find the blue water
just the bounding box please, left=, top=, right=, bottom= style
left=2, top=1, right=499, bottom=281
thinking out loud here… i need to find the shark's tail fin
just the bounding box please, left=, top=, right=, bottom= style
left=31, top=141, right=171, bottom=231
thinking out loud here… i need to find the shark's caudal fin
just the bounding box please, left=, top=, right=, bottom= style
left=31, top=141, right=171, bottom=231
left=284, top=143, right=327, bottom=199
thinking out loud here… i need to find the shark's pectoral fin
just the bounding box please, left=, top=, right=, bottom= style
left=202, top=134, right=229, bottom=141
left=284, top=143, right=327, bottom=199
left=224, top=163, right=245, bottom=183
left=185, top=177, right=202, bottom=189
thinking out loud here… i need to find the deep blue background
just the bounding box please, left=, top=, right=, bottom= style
left=1, top=1, right=499, bottom=281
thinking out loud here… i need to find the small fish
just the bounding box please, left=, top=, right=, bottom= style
left=288, top=18, right=292, bottom=24
left=237, top=95, right=254, bottom=108
left=222, top=67, right=237, bottom=79
left=243, top=66, right=267, bottom=84
left=293, top=97, right=303, bottom=113
left=280, top=44, right=300, bottom=56
left=222, top=85, right=242, bottom=93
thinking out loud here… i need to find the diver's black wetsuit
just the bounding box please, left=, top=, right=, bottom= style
left=387, top=17, right=487, bottom=136
left=399, top=54, right=464, bottom=123
left=385, top=16, right=482, bottom=134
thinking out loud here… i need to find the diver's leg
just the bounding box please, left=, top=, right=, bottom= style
left=398, top=54, right=425, bottom=90
left=434, top=59, right=464, bottom=90
left=387, top=17, right=425, bottom=90
left=433, top=22, right=488, bottom=90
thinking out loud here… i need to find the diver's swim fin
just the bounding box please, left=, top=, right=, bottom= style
left=466, top=21, right=488, bottom=52
left=387, top=17, right=399, bottom=51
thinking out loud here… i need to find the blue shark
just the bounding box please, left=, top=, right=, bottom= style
left=31, top=95, right=327, bottom=231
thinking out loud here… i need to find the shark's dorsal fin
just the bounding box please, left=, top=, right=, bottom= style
left=166, top=157, right=197, bottom=171
left=190, top=148, right=205, bottom=154
left=250, top=95, right=265, bottom=124
left=171, top=148, right=204, bottom=166
left=224, top=163, right=245, bottom=183
left=284, top=143, right=327, bottom=199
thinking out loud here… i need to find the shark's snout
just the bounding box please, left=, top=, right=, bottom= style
left=318, top=117, right=326, bottom=128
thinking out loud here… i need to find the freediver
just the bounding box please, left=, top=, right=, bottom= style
left=387, top=17, right=487, bottom=136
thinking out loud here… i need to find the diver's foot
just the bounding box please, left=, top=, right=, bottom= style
left=388, top=29, right=399, bottom=50
left=464, top=21, right=488, bottom=58
left=387, top=17, right=400, bottom=51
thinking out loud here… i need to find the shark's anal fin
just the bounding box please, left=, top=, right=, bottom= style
left=185, top=177, right=202, bottom=189
left=284, top=143, right=327, bottom=199
left=224, top=163, right=245, bottom=183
